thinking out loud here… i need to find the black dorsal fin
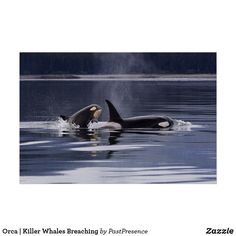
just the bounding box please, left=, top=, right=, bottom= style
left=105, top=100, right=123, bottom=122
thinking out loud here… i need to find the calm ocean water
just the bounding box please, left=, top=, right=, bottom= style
left=20, top=77, right=216, bottom=184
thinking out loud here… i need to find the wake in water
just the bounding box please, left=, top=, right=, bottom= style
left=20, top=118, right=198, bottom=156
left=20, top=117, right=199, bottom=133
left=20, top=79, right=216, bottom=184
left=19, top=117, right=197, bottom=149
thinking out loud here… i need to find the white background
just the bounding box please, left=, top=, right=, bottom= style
left=0, top=0, right=235, bottom=235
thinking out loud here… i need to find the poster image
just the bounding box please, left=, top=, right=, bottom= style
left=20, top=53, right=216, bottom=184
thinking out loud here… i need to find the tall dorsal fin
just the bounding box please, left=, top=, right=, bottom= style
left=105, top=100, right=123, bottom=122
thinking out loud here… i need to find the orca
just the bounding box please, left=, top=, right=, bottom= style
left=59, top=104, right=102, bottom=128
left=105, top=100, right=174, bottom=129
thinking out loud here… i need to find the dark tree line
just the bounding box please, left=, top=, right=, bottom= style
left=20, top=53, right=216, bottom=75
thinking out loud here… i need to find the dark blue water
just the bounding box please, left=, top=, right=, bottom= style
left=20, top=78, right=216, bottom=183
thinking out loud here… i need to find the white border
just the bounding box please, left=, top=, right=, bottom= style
left=1, top=0, right=235, bottom=235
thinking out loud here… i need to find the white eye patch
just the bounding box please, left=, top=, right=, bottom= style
left=93, top=109, right=102, bottom=119
left=90, top=106, right=97, bottom=111
left=159, top=121, right=169, bottom=128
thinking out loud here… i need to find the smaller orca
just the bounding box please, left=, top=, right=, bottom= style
left=105, top=100, right=174, bottom=129
left=60, top=104, right=102, bottom=128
